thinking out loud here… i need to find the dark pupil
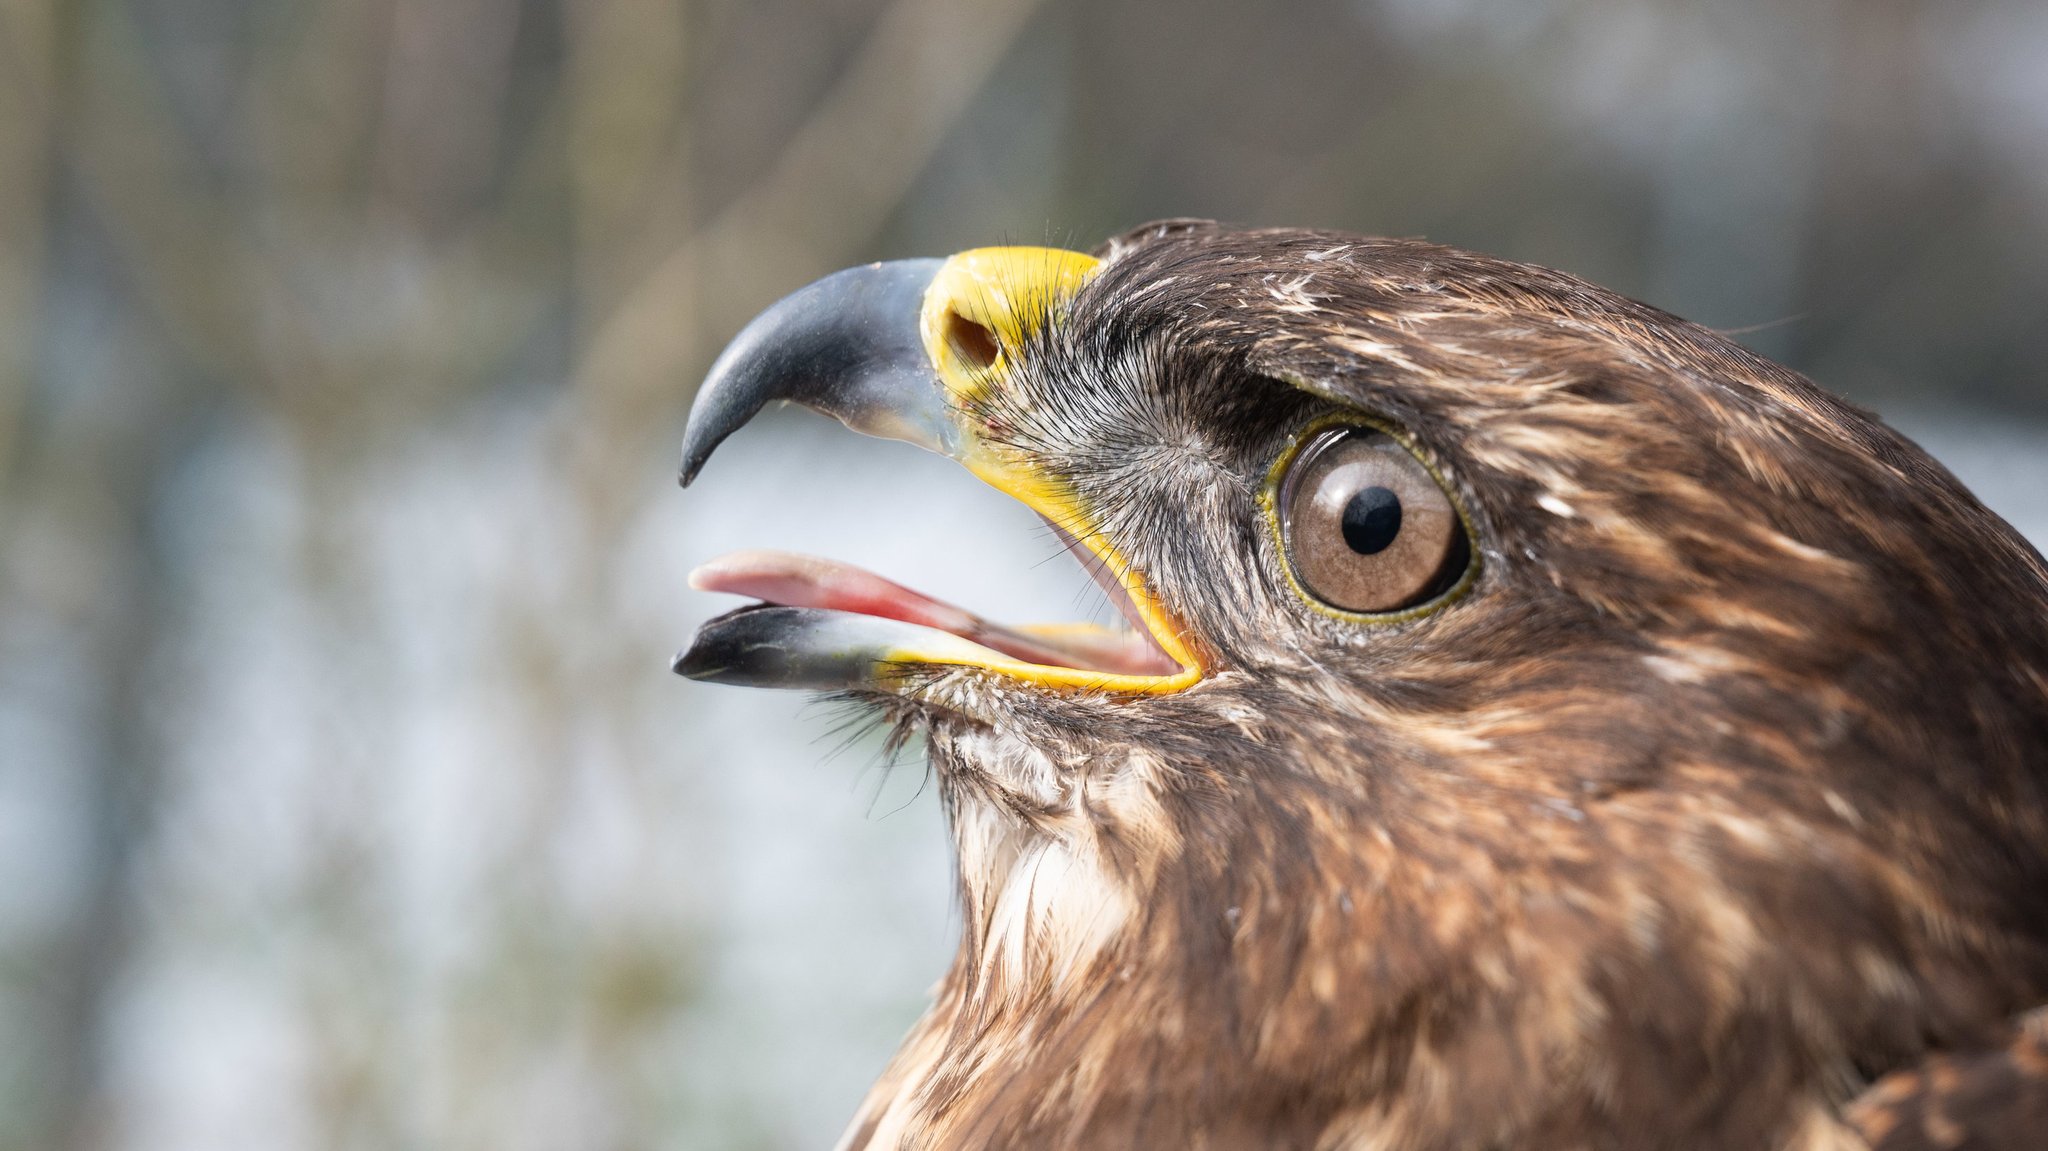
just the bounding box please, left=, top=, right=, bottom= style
left=1340, top=485, right=1403, bottom=555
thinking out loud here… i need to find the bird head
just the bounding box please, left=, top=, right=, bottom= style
left=673, top=222, right=2048, bottom=1149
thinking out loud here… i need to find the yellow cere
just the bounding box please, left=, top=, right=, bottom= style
left=919, top=246, right=1103, bottom=402
left=905, top=246, right=1203, bottom=694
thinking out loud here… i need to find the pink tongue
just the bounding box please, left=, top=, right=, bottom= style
left=688, top=549, right=1180, bottom=676
left=690, top=550, right=984, bottom=638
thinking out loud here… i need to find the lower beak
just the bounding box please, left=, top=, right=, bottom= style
left=672, top=605, right=1040, bottom=692
left=672, top=247, right=1202, bottom=695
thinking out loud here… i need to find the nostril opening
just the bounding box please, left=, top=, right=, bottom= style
left=945, top=310, right=1001, bottom=371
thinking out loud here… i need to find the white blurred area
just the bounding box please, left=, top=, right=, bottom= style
left=4, top=0, right=2048, bottom=1148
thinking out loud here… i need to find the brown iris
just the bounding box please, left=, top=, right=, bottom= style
left=1278, top=427, right=1469, bottom=614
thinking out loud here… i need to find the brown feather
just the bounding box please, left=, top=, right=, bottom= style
left=830, top=222, right=2048, bottom=1149
left=1848, top=1008, right=2048, bottom=1150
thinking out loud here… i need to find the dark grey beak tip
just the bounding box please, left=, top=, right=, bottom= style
left=670, top=642, right=713, bottom=678
left=672, top=618, right=744, bottom=679
left=673, top=257, right=946, bottom=488
left=670, top=605, right=921, bottom=691
left=676, top=422, right=716, bottom=489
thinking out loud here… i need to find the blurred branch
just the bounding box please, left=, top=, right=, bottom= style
left=568, top=0, right=1052, bottom=457
left=368, top=0, right=522, bottom=236
left=67, top=0, right=571, bottom=443
left=565, top=0, right=691, bottom=332
left=69, top=1, right=312, bottom=402
left=0, top=0, right=57, bottom=493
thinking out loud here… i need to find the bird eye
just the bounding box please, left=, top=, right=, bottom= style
left=1277, top=428, right=1470, bottom=615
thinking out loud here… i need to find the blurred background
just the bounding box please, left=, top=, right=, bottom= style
left=2, top=0, right=2045, bottom=1147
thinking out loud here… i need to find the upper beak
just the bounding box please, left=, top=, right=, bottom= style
left=677, top=257, right=954, bottom=485
left=672, top=246, right=1203, bottom=695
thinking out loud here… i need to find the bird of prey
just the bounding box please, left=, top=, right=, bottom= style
left=672, top=221, right=2048, bottom=1150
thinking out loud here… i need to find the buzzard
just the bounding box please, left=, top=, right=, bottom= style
left=672, top=222, right=2048, bottom=1150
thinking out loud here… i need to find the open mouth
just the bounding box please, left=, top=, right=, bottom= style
left=682, top=519, right=1187, bottom=691
left=669, top=246, right=1203, bottom=696
left=691, top=543, right=1181, bottom=677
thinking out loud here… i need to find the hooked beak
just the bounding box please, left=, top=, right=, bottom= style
left=672, top=246, right=1202, bottom=695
